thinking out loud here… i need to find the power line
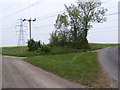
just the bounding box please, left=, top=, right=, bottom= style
left=3, top=4, right=119, bottom=22
left=3, top=30, right=16, bottom=32
left=2, top=0, right=119, bottom=21
left=37, top=14, right=58, bottom=21
left=91, top=25, right=118, bottom=30
left=0, top=3, right=16, bottom=12
left=2, top=27, right=117, bottom=46
left=3, top=11, right=118, bottom=32
left=32, top=14, right=117, bottom=28
left=105, top=12, right=119, bottom=16
left=35, top=11, right=119, bottom=22
left=3, top=26, right=15, bottom=30
left=32, top=24, right=117, bottom=33
left=33, top=23, right=117, bottom=30
left=33, top=24, right=53, bottom=28
left=4, top=1, right=41, bottom=19
left=89, top=30, right=118, bottom=34
left=36, top=10, right=64, bottom=21
left=2, top=31, right=18, bottom=42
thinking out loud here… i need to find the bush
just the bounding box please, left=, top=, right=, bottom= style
left=49, top=30, right=90, bottom=49
left=37, top=44, right=51, bottom=55
left=27, top=39, right=42, bottom=51
left=41, top=45, right=51, bottom=53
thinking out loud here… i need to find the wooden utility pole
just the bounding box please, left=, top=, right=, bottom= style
left=23, top=18, right=36, bottom=39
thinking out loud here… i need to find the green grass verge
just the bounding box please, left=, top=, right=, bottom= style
left=1, top=47, right=84, bottom=57
left=1, top=43, right=119, bottom=57
left=24, top=52, right=111, bottom=87
left=1, top=47, right=38, bottom=57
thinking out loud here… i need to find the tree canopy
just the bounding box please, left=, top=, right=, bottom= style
left=50, top=0, right=107, bottom=49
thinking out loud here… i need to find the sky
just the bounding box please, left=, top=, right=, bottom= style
left=0, top=0, right=119, bottom=47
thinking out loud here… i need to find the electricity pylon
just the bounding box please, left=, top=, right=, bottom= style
left=16, top=19, right=27, bottom=46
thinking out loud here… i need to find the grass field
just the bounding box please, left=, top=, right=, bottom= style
left=24, top=52, right=111, bottom=87
left=1, top=43, right=118, bottom=87
left=1, top=47, right=38, bottom=57
left=1, top=43, right=119, bottom=57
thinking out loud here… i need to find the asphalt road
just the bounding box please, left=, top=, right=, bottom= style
left=2, top=55, right=83, bottom=88
left=98, top=46, right=119, bottom=87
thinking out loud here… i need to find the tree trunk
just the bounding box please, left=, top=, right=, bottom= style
left=73, top=24, right=77, bottom=42
left=81, top=21, right=89, bottom=49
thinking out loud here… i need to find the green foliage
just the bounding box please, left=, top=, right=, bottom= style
left=27, top=39, right=41, bottom=51
left=27, top=39, right=51, bottom=54
left=40, top=45, right=51, bottom=53
left=50, top=0, right=107, bottom=49
left=50, top=30, right=69, bottom=47
left=49, top=30, right=59, bottom=47
left=2, top=47, right=38, bottom=57
left=2, top=43, right=118, bottom=57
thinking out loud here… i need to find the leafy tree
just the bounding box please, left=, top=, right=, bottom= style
left=76, top=0, right=107, bottom=46
left=50, top=0, right=107, bottom=49
left=64, top=4, right=84, bottom=48
left=49, top=30, right=59, bottom=47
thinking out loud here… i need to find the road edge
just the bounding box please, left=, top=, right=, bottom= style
left=97, top=50, right=118, bottom=88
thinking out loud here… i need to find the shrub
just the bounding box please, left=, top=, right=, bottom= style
left=41, top=45, right=51, bottom=53
left=37, top=44, right=51, bottom=55
left=27, top=39, right=42, bottom=51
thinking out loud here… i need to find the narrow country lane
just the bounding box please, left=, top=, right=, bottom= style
left=2, top=55, right=83, bottom=88
left=98, top=46, right=119, bottom=88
